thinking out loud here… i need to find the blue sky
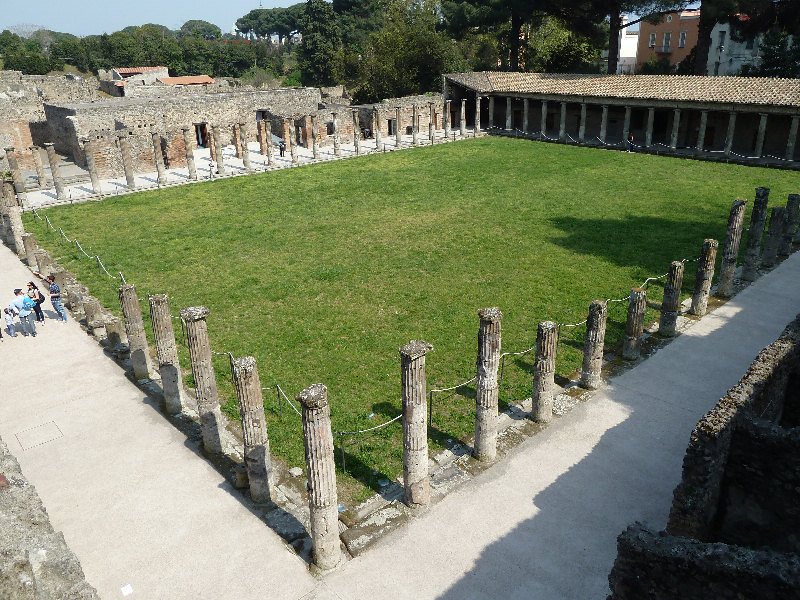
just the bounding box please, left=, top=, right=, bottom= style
left=1, top=0, right=294, bottom=37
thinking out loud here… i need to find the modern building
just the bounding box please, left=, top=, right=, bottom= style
left=637, top=10, right=700, bottom=71
left=617, top=16, right=640, bottom=75
left=706, top=20, right=762, bottom=76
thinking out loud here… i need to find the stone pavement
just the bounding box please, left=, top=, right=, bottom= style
left=1, top=235, right=798, bottom=598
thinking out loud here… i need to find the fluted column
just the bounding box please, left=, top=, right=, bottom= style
left=239, top=122, right=252, bottom=172
left=523, top=99, right=530, bottom=134
left=559, top=101, right=567, bottom=141
left=119, top=284, right=154, bottom=379
left=473, top=308, right=502, bottom=462
left=761, top=207, right=786, bottom=268
left=444, top=100, right=451, bottom=137
left=531, top=320, right=557, bottom=423
left=180, top=306, right=225, bottom=454
left=258, top=120, right=268, bottom=156
left=622, top=288, right=647, bottom=360
left=717, top=199, right=747, bottom=298
left=690, top=239, right=719, bottom=316
left=645, top=107, right=655, bottom=148
left=754, top=113, right=768, bottom=158
left=488, top=96, right=495, bottom=128
left=412, top=105, right=419, bottom=146
left=400, top=340, right=432, bottom=507
left=211, top=125, right=226, bottom=175
left=311, top=115, right=320, bottom=159
left=373, top=109, right=381, bottom=151
left=460, top=99, right=466, bottom=136
left=151, top=131, right=167, bottom=186
left=149, top=294, right=186, bottom=415
left=333, top=112, right=341, bottom=157
left=352, top=111, right=360, bottom=155
left=4, top=146, right=25, bottom=194
left=181, top=127, right=197, bottom=180
left=578, top=103, right=587, bottom=142
left=786, top=116, right=798, bottom=161
left=265, top=121, right=274, bottom=166
left=622, top=106, right=631, bottom=148
left=599, top=105, right=609, bottom=143
left=505, top=97, right=512, bottom=131
left=80, top=139, right=101, bottom=196
left=742, top=187, right=770, bottom=281
left=670, top=108, right=681, bottom=151
left=116, top=135, right=136, bottom=190
left=44, top=143, right=66, bottom=201
left=31, top=146, right=46, bottom=187
left=428, top=103, right=435, bottom=144
left=232, top=124, right=242, bottom=158
left=287, top=119, right=298, bottom=164
left=233, top=356, right=273, bottom=503
left=580, top=301, right=607, bottom=389
left=297, top=383, right=340, bottom=570
left=724, top=111, right=737, bottom=157
left=541, top=100, right=548, bottom=137
left=696, top=110, right=708, bottom=155
left=475, top=95, right=481, bottom=132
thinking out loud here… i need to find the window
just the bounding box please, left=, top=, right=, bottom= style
left=649, top=32, right=656, bottom=48
left=663, top=32, right=672, bottom=51
left=679, top=31, right=687, bottom=48
left=666, top=15, right=673, bottom=22
left=718, top=30, right=726, bottom=48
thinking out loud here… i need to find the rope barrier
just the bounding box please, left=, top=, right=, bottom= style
left=428, top=375, right=477, bottom=425
left=74, top=239, right=93, bottom=259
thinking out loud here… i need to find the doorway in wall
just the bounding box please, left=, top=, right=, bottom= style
left=195, top=123, right=208, bottom=148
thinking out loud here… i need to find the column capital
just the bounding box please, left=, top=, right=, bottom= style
left=180, top=305, right=211, bottom=322
left=296, top=383, right=328, bottom=409
left=399, top=339, right=433, bottom=359
left=478, top=307, right=503, bottom=323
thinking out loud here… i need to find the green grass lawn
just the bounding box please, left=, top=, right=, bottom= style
left=25, top=137, right=799, bottom=505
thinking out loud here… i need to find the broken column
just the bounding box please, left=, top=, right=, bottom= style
left=180, top=306, right=225, bottom=454
left=44, top=143, right=66, bottom=201
left=239, top=122, right=252, bottom=172
left=761, top=206, right=786, bottom=268
left=473, top=308, right=503, bottom=462
left=211, top=125, right=226, bottom=175
left=400, top=340, right=432, bottom=507
left=716, top=199, right=747, bottom=298
left=82, top=296, right=103, bottom=331
left=31, top=146, right=46, bottom=187
left=151, top=131, right=167, bottom=186
left=580, top=300, right=607, bottom=390
left=352, top=111, right=360, bottom=155
left=332, top=112, right=341, bottom=157
left=622, top=288, right=647, bottom=360
left=741, top=187, right=769, bottom=281
left=297, top=383, right=340, bottom=570
left=149, top=294, right=187, bottom=415
left=786, top=193, right=800, bottom=246
left=82, top=139, right=102, bottom=196
left=287, top=119, right=298, bottom=164
left=33, top=249, right=52, bottom=276
left=312, top=116, right=320, bottom=159
left=105, top=316, right=129, bottom=357
left=118, top=283, right=154, bottom=379
left=531, top=321, right=557, bottom=423
left=21, top=233, right=38, bottom=268
left=690, top=239, right=719, bottom=316
left=4, top=146, right=25, bottom=194
left=395, top=107, right=402, bottom=147
left=412, top=105, right=419, bottom=146
left=117, top=134, right=136, bottom=190
left=182, top=127, right=197, bottom=181
left=232, top=356, right=273, bottom=503
left=6, top=196, right=25, bottom=255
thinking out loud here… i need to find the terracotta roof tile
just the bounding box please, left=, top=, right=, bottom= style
left=114, top=66, right=165, bottom=75
left=157, top=75, right=215, bottom=85
left=444, top=72, right=800, bottom=108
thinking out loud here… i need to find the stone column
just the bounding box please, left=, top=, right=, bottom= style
left=444, top=100, right=451, bottom=137
left=232, top=356, right=273, bottom=504
left=31, top=146, right=46, bottom=187
left=785, top=194, right=800, bottom=247
left=645, top=107, right=655, bottom=148
left=488, top=96, right=495, bottom=128
left=352, top=111, right=360, bottom=155
left=333, top=112, right=341, bottom=157
left=578, top=103, right=587, bottom=142
left=239, top=122, right=252, bottom=172
left=460, top=99, right=466, bottom=136
left=429, top=103, right=435, bottom=144
left=4, top=147, right=25, bottom=194
left=33, top=249, right=52, bottom=276
left=659, top=261, right=684, bottom=336
left=211, top=126, right=226, bottom=175
left=599, top=105, right=609, bottom=143
left=724, top=111, right=737, bottom=157
left=287, top=120, right=298, bottom=164
left=559, top=102, right=567, bottom=141
left=395, top=107, right=402, bottom=147
left=0, top=193, right=9, bottom=245
left=696, top=110, right=708, bottom=155
left=208, top=126, right=217, bottom=162
left=473, top=308, right=502, bottom=462
left=400, top=340, right=432, bottom=507
left=622, top=288, right=647, bottom=360
left=742, top=187, right=770, bottom=281
left=505, top=97, right=512, bottom=131
left=151, top=131, right=167, bottom=186
left=523, top=99, right=529, bottom=133
left=312, top=115, right=321, bottom=159
left=149, top=294, right=186, bottom=415
left=22, top=233, right=38, bottom=267
left=232, top=124, right=242, bottom=158
left=786, top=116, right=799, bottom=161
left=580, top=300, right=607, bottom=389
left=670, top=108, right=681, bottom=151
left=119, top=284, right=154, bottom=379
left=79, top=139, right=102, bottom=196
left=105, top=316, right=129, bottom=357
left=412, top=105, right=419, bottom=146
left=475, top=95, right=481, bottom=132
left=258, top=120, right=268, bottom=156
left=540, top=100, right=548, bottom=137
left=754, top=113, right=768, bottom=158
left=180, top=127, right=197, bottom=181
left=265, top=121, right=274, bottom=166
left=622, top=106, right=631, bottom=147
left=297, top=383, right=340, bottom=570
left=531, top=321, right=557, bottom=423
left=761, top=207, right=786, bottom=268
left=717, top=199, right=747, bottom=298
left=44, top=143, right=66, bottom=201
left=180, top=306, right=225, bottom=455
left=116, top=135, right=136, bottom=190
left=6, top=202, right=25, bottom=255
left=690, top=239, right=719, bottom=316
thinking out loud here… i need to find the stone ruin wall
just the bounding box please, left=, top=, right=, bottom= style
left=608, top=314, right=800, bottom=599
left=357, top=93, right=445, bottom=139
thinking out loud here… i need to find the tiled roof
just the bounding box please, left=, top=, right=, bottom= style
left=157, top=75, right=215, bottom=85
left=114, top=66, right=165, bottom=75
left=444, top=72, right=800, bottom=108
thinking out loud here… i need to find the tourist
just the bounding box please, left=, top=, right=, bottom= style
left=27, top=281, right=46, bottom=324
left=9, top=288, right=36, bottom=336
left=279, top=139, right=286, bottom=157
left=3, top=308, right=15, bottom=338
left=627, top=133, right=634, bottom=152
left=33, top=273, right=68, bottom=322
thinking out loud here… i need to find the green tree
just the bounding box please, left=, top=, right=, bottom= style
left=333, top=0, right=384, bottom=46
left=527, top=16, right=602, bottom=73
left=298, top=0, right=341, bottom=86
left=179, top=20, right=222, bottom=41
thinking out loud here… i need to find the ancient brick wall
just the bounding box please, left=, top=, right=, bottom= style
left=356, top=94, right=445, bottom=139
